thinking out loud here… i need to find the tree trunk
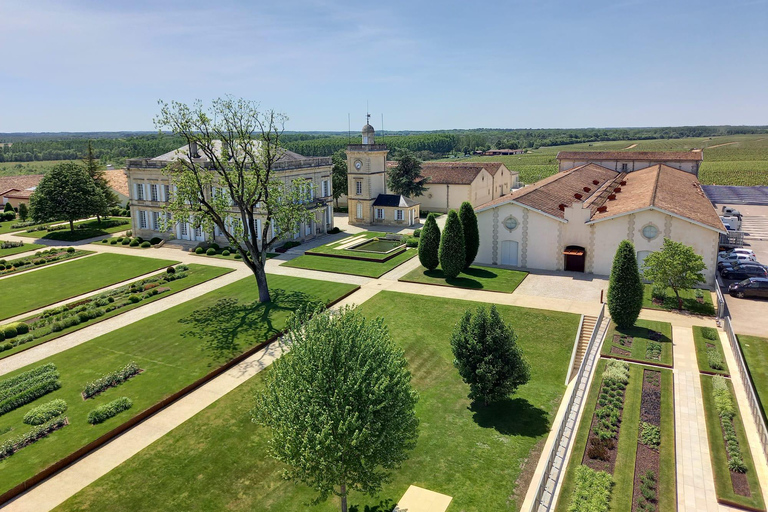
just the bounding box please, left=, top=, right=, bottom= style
left=675, top=289, right=683, bottom=310
left=69, top=219, right=74, bottom=232
left=340, top=483, right=347, bottom=512
left=253, top=257, right=271, bottom=303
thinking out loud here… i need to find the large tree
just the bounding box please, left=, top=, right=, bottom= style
left=439, top=209, right=465, bottom=279
left=387, top=149, right=428, bottom=198
left=30, top=162, right=104, bottom=231
left=642, top=238, right=707, bottom=310
left=451, top=305, right=530, bottom=405
left=253, top=306, right=419, bottom=512
left=331, top=149, right=347, bottom=208
left=17, top=203, right=28, bottom=221
left=459, top=201, right=479, bottom=269
left=155, top=97, right=313, bottom=303
left=607, top=240, right=644, bottom=329
left=82, top=140, right=118, bottom=221
left=418, top=212, right=440, bottom=270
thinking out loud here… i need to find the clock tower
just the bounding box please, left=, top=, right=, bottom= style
left=347, top=120, right=388, bottom=225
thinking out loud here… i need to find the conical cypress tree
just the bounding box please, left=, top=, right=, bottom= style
left=439, top=210, right=465, bottom=279
left=607, top=240, right=644, bottom=329
left=418, top=213, right=440, bottom=270
left=3, top=202, right=13, bottom=213
left=459, top=201, right=479, bottom=269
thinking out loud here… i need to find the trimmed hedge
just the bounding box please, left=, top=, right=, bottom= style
left=82, top=362, right=141, bottom=399
left=0, top=371, right=61, bottom=417
left=438, top=210, right=465, bottom=278
left=702, top=327, right=719, bottom=341
left=87, top=397, right=133, bottom=425
left=707, top=346, right=725, bottom=370
left=0, top=416, right=68, bottom=461
left=140, top=241, right=151, bottom=248
left=23, top=398, right=68, bottom=425
left=0, top=363, right=57, bottom=395
left=568, top=465, right=613, bottom=512
left=712, top=376, right=747, bottom=473
left=0, top=322, right=29, bottom=339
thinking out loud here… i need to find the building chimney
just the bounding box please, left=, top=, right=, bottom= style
left=189, top=141, right=199, bottom=159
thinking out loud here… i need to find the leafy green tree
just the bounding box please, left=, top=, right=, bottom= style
left=155, top=97, right=313, bottom=303
left=459, top=201, right=479, bottom=269
left=418, top=213, right=440, bottom=270
left=331, top=149, right=347, bottom=208
left=17, top=203, right=28, bottom=221
left=30, top=162, right=104, bottom=231
left=451, top=305, right=530, bottom=405
left=387, top=149, right=428, bottom=198
left=3, top=202, right=13, bottom=213
left=82, top=140, right=118, bottom=221
left=439, top=210, right=465, bottom=278
left=253, top=306, right=419, bottom=512
left=607, top=240, right=644, bottom=329
left=642, top=238, right=707, bottom=310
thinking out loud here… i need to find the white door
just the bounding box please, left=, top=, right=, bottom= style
left=500, top=240, right=519, bottom=266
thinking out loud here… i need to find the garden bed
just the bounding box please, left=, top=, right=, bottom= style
left=631, top=370, right=662, bottom=512
left=0, top=242, right=45, bottom=258
left=693, top=326, right=730, bottom=376
left=303, top=231, right=402, bottom=261
left=282, top=248, right=417, bottom=278
left=601, top=320, right=673, bottom=367
left=0, top=248, right=92, bottom=278
left=19, top=218, right=131, bottom=242
left=399, top=264, right=528, bottom=293
left=642, top=284, right=715, bottom=316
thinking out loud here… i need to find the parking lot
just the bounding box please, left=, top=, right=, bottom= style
left=717, top=203, right=768, bottom=336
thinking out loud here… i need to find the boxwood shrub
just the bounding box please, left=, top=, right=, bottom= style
left=140, top=241, right=151, bottom=248
left=206, top=247, right=216, bottom=255
left=129, top=240, right=140, bottom=247
left=150, top=237, right=162, bottom=245
left=82, top=362, right=141, bottom=399
left=87, top=397, right=133, bottom=425
left=23, top=398, right=68, bottom=425
left=195, top=247, right=204, bottom=254
left=110, top=239, right=118, bottom=245
left=222, top=249, right=230, bottom=256
left=121, top=238, right=130, bottom=245
left=701, top=327, right=719, bottom=341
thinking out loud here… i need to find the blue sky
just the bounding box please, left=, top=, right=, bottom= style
left=1, top=0, right=766, bottom=132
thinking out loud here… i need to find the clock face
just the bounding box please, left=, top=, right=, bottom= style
left=354, top=160, right=362, bottom=170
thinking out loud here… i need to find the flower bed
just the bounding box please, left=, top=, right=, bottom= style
left=0, top=363, right=61, bottom=417
left=568, top=465, right=613, bottom=512
left=22, top=399, right=68, bottom=425
left=87, top=397, right=132, bottom=425
left=82, top=363, right=141, bottom=399
left=631, top=370, right=662, bottom=512
left=0, top=416, right=68, bottom=462
left=0, top=248, right=89, bottom=277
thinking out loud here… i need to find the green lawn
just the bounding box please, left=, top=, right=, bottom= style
left=642, top=284, right=715, bottom=316
left=55, top=291, right=580, bottom=512
left=0, top=220, right=55, bottom=236
left=399, top=264, right=528, bottom=293
left=693, top=326, right=730, bottom=376
left=601, top=319, right=673, bottom=367
left=700, top=375, right=765, bottom=510
left=0, top=275, right=358, bottom=497
left=0, top=243, right=45, bottom=258
left=737, top=334, right=768, bottom=422
left=556, top=361, right=675, bottom=512
left=305, top=231, right=404, bottom=261
left=0, top=253, right=177, bottom=321
left=19, top=218, right=131, bottom=241
left=0, top=264, right=231, bottom=361
left=282, top=249, right=417, bottom=278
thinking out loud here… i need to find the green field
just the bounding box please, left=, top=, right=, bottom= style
left=0, top=275, right=357, bottom=497
left=0, top=253, right=176, bottom=321
left=55, top=291, right=579, bottom=512
left=0, top=160, right=71, bottom=177
left=0, top=243, right=45, bottom=258
left=737, top=334, right=768, bottom=422
left=601, top=319, right=673, bottom=367
left=283, top=249, right=417, bottom=278
left=399, top=264, right=528, bottom=293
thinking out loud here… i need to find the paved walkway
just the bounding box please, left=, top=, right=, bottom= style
left=393, top=485, right=452, bottom=512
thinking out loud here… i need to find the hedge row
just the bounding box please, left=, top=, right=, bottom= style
left=707, top=346, right=725, bottom=370
left=0, top=363, right=57, bottom=394
left=0, top=322, right=30, bottom=341
left=22, top=398, right=68, bottom=425
left=82, top=362, right=141, bottom=399
left=712, top=376, right=748, bottom=473
left=568, top=465, right=614, bottom=512
left=87, top=397, right=132, bottom=425
left=0, top=373, right=61, bottom=417
left=0, top=416, right=68, bottom=462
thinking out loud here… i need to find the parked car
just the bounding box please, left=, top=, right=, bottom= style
left=717, top=253, right=757, bottom=270
left=722, top=206, right=743, bottom=219
left=721, top=264, right=768, bottom=281
left=721, top=215, right=742, bottom=230
left=729, top=277, right=768, bottom=299
left=718, top=248, right=755, bottom=259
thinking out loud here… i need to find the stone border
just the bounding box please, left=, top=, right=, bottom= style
left=304, top=247, right=407, bottom=263
left=0, top=284, right=360, bottom=506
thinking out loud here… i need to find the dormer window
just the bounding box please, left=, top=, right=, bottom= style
left=621, top=163, right=629, bottom=172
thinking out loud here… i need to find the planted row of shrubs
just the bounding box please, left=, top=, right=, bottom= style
left=588, top=360, right=629, bottom=462
left=568, top=465, right=614, bottom=512
left=0, top=363, right=61, bottom=417
left=0, top=416, right=68, bottom=462
left=0, top=240, right=25, bottom=249
left=23, top=398, right=68, bottom=425
left=0, top=322, right=30, bottom=341
left=0, top=247, right=79, bottom=273
left=87, top=397, right=133, bottom=424
left=194, top=243, right=242, bottom=259
left=82, top=362, right=141, bottom=399
left=712, top=376, right=748, bottom=473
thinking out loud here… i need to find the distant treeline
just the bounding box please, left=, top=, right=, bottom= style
left=1, top=126, right=766, bottom=162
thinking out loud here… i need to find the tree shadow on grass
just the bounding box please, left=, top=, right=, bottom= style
left=470, top=397, right=550, bottom=437
left=615, top=324, right=672, bottom=344
left=179, top=288, right=321, bottom=362
left=349, top=499, right=395, bottom=512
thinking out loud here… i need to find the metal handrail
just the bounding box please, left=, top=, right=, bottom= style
left=530, top=302, right=606, bottom=511
left=565, top=315, right=586, bottom=386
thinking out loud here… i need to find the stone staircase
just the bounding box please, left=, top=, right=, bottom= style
left=568, top=315, right=598, bottom=382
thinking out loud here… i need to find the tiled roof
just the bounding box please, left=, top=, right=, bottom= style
left=475, top=163, right=723, bottom=231
left=3, top=189, right=34, bottom=199
left=151, top=140, right=307, bottom=163
left=372, top=194, right=418, bottom=208
left=0, top=174, right=43, bottom=195
left=103, top=170, right=129, bottom=197
left=386, top=161, right=512, bottom=185
left=557, top=151, right=703, bottom=162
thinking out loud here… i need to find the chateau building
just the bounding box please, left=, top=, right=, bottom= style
left=125, top=142, right=334, bottom=245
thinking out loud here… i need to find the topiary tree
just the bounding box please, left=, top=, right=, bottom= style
left=418, top=213, right=440, bottom=270
left=17, top=203, right=28, bottom=222
left=642, top=238, right=706, bottom=310
left=439, top=210, right=465, bottom=278
left=459, top=201, right=479, bottom=269
left=451, top=305, right=530, bottom=405
left=607, top=240, right=644, bottom=329
left=254, top=306, right=419, bottom=512
left=3, top=202, right=13, bottom=213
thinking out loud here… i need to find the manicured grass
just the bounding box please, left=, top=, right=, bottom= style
left=19, top=218, right=130, bottom=241
left=282, top=248, right=417, bottom=278
left=0, top=221, right=55, bottom=236
left=0, top=264, right=231, bottom=360
left=693, top=326, right=730, bottom=376
left=0, top=253, right=177, bottom=321
left=556, top=361, right=675, bottom=512
left=737, top=334, right=768, bottom=422
left=0, top=243, right=45, bottom=258
left=642, top=284, right=715, bottom=316
left=55, top=291, right=580, bottom=512
left=305, top=231, right=403, bottom=261
left=399, top=264, right=528, bottom=293
left=700, top=375, right=765, bottom=510
left=0, top=249, right=92, bottom=278
left=601, top=319, right=673, bottom=367
left=0, top=275, right=358, bottom=496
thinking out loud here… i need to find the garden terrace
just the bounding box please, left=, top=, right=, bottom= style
left=0, top=248, right=91, bottom=278
left=19, top=218, right=131, bottom=242
left=642, top=284, right=715, bottom=316
left=700, top=375, right=765, bottom=510
left=0, top=264, right=230, bottom=360
left=0, top=220, right=59, bottom=236
left=693, top=326, right=730, bottom=376
left=557, top=360, right=675, bottom=512
left=0, top=241, right=45, bottom=258
left=283, top=247, right=417, bottom=278
left=0, top=253, right=178, bottom=321
left=304, top=231, right=407, bottom=261
left=54, top=291, right=580, bottom=512
left=601, top=320, right=673, bottom=367
left=0, top=274, right=358, bottom=497
left=736, top=334, right=768, bottom=425
left=399, top=264, right=528, bottom=293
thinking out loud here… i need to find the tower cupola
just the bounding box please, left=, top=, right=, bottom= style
left=362, top=123, right=375, bottom=145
